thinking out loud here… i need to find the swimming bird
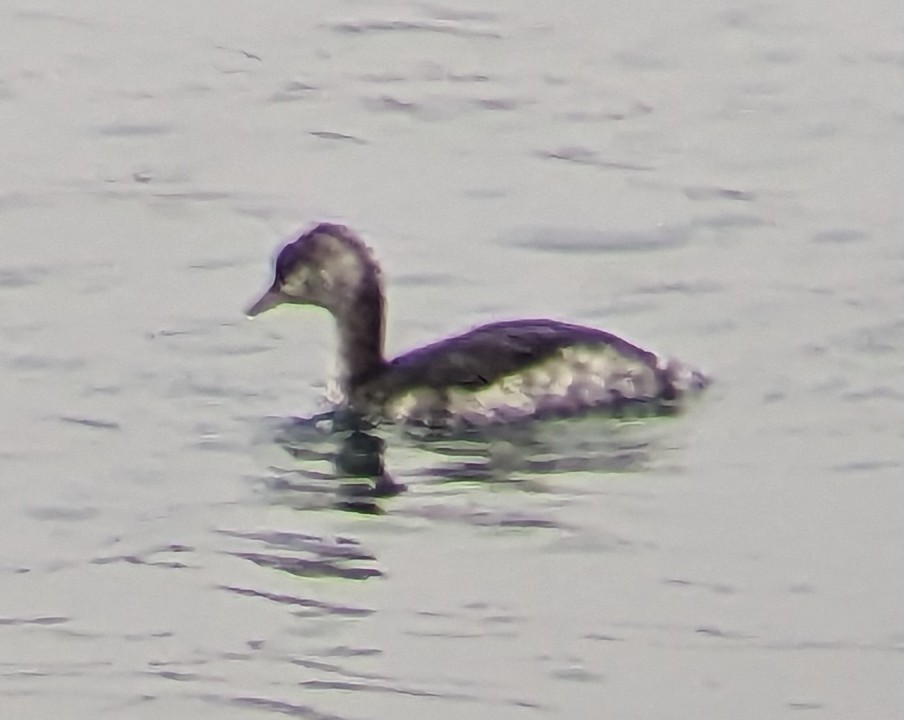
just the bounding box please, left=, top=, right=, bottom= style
left=247, top=223, right=707, bottom=428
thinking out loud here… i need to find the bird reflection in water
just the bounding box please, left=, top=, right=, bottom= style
left=267, top=412, right=405, bottom=514
left=265, top=407, right=667, bottom=514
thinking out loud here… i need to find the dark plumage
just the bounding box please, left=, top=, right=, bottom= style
left=247, top=223, right=708, bottom=427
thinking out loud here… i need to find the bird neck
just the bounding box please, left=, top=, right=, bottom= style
left=335, top=277, right=386, bottom=393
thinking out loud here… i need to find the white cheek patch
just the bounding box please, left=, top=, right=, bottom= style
left=282, top=267, right=310, bottom=296
left=324, top=247, right=365, bottom=289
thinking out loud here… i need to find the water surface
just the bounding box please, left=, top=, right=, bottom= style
left=2, top=1, right=903, bottom=718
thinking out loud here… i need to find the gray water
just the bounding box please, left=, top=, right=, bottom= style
left=2, top=1, right=903, bottom=718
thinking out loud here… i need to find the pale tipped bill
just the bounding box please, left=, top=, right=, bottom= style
left=245, top=287, right=287, bottom=318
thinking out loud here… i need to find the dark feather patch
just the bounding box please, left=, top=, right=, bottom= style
left=377, top=319, right=658, bottom=393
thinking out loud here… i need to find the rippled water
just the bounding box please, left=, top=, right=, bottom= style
left=3, top=1, right=904, bottom=718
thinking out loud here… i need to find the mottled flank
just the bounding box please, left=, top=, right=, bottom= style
left=359, top=322, right=708, bottom=427
left=383, top=345, right=673, bottom=426
left=248, top=224, right=708, bottom=428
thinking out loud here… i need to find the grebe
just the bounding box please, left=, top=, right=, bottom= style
left=247, top=223, right=707, bottom=428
